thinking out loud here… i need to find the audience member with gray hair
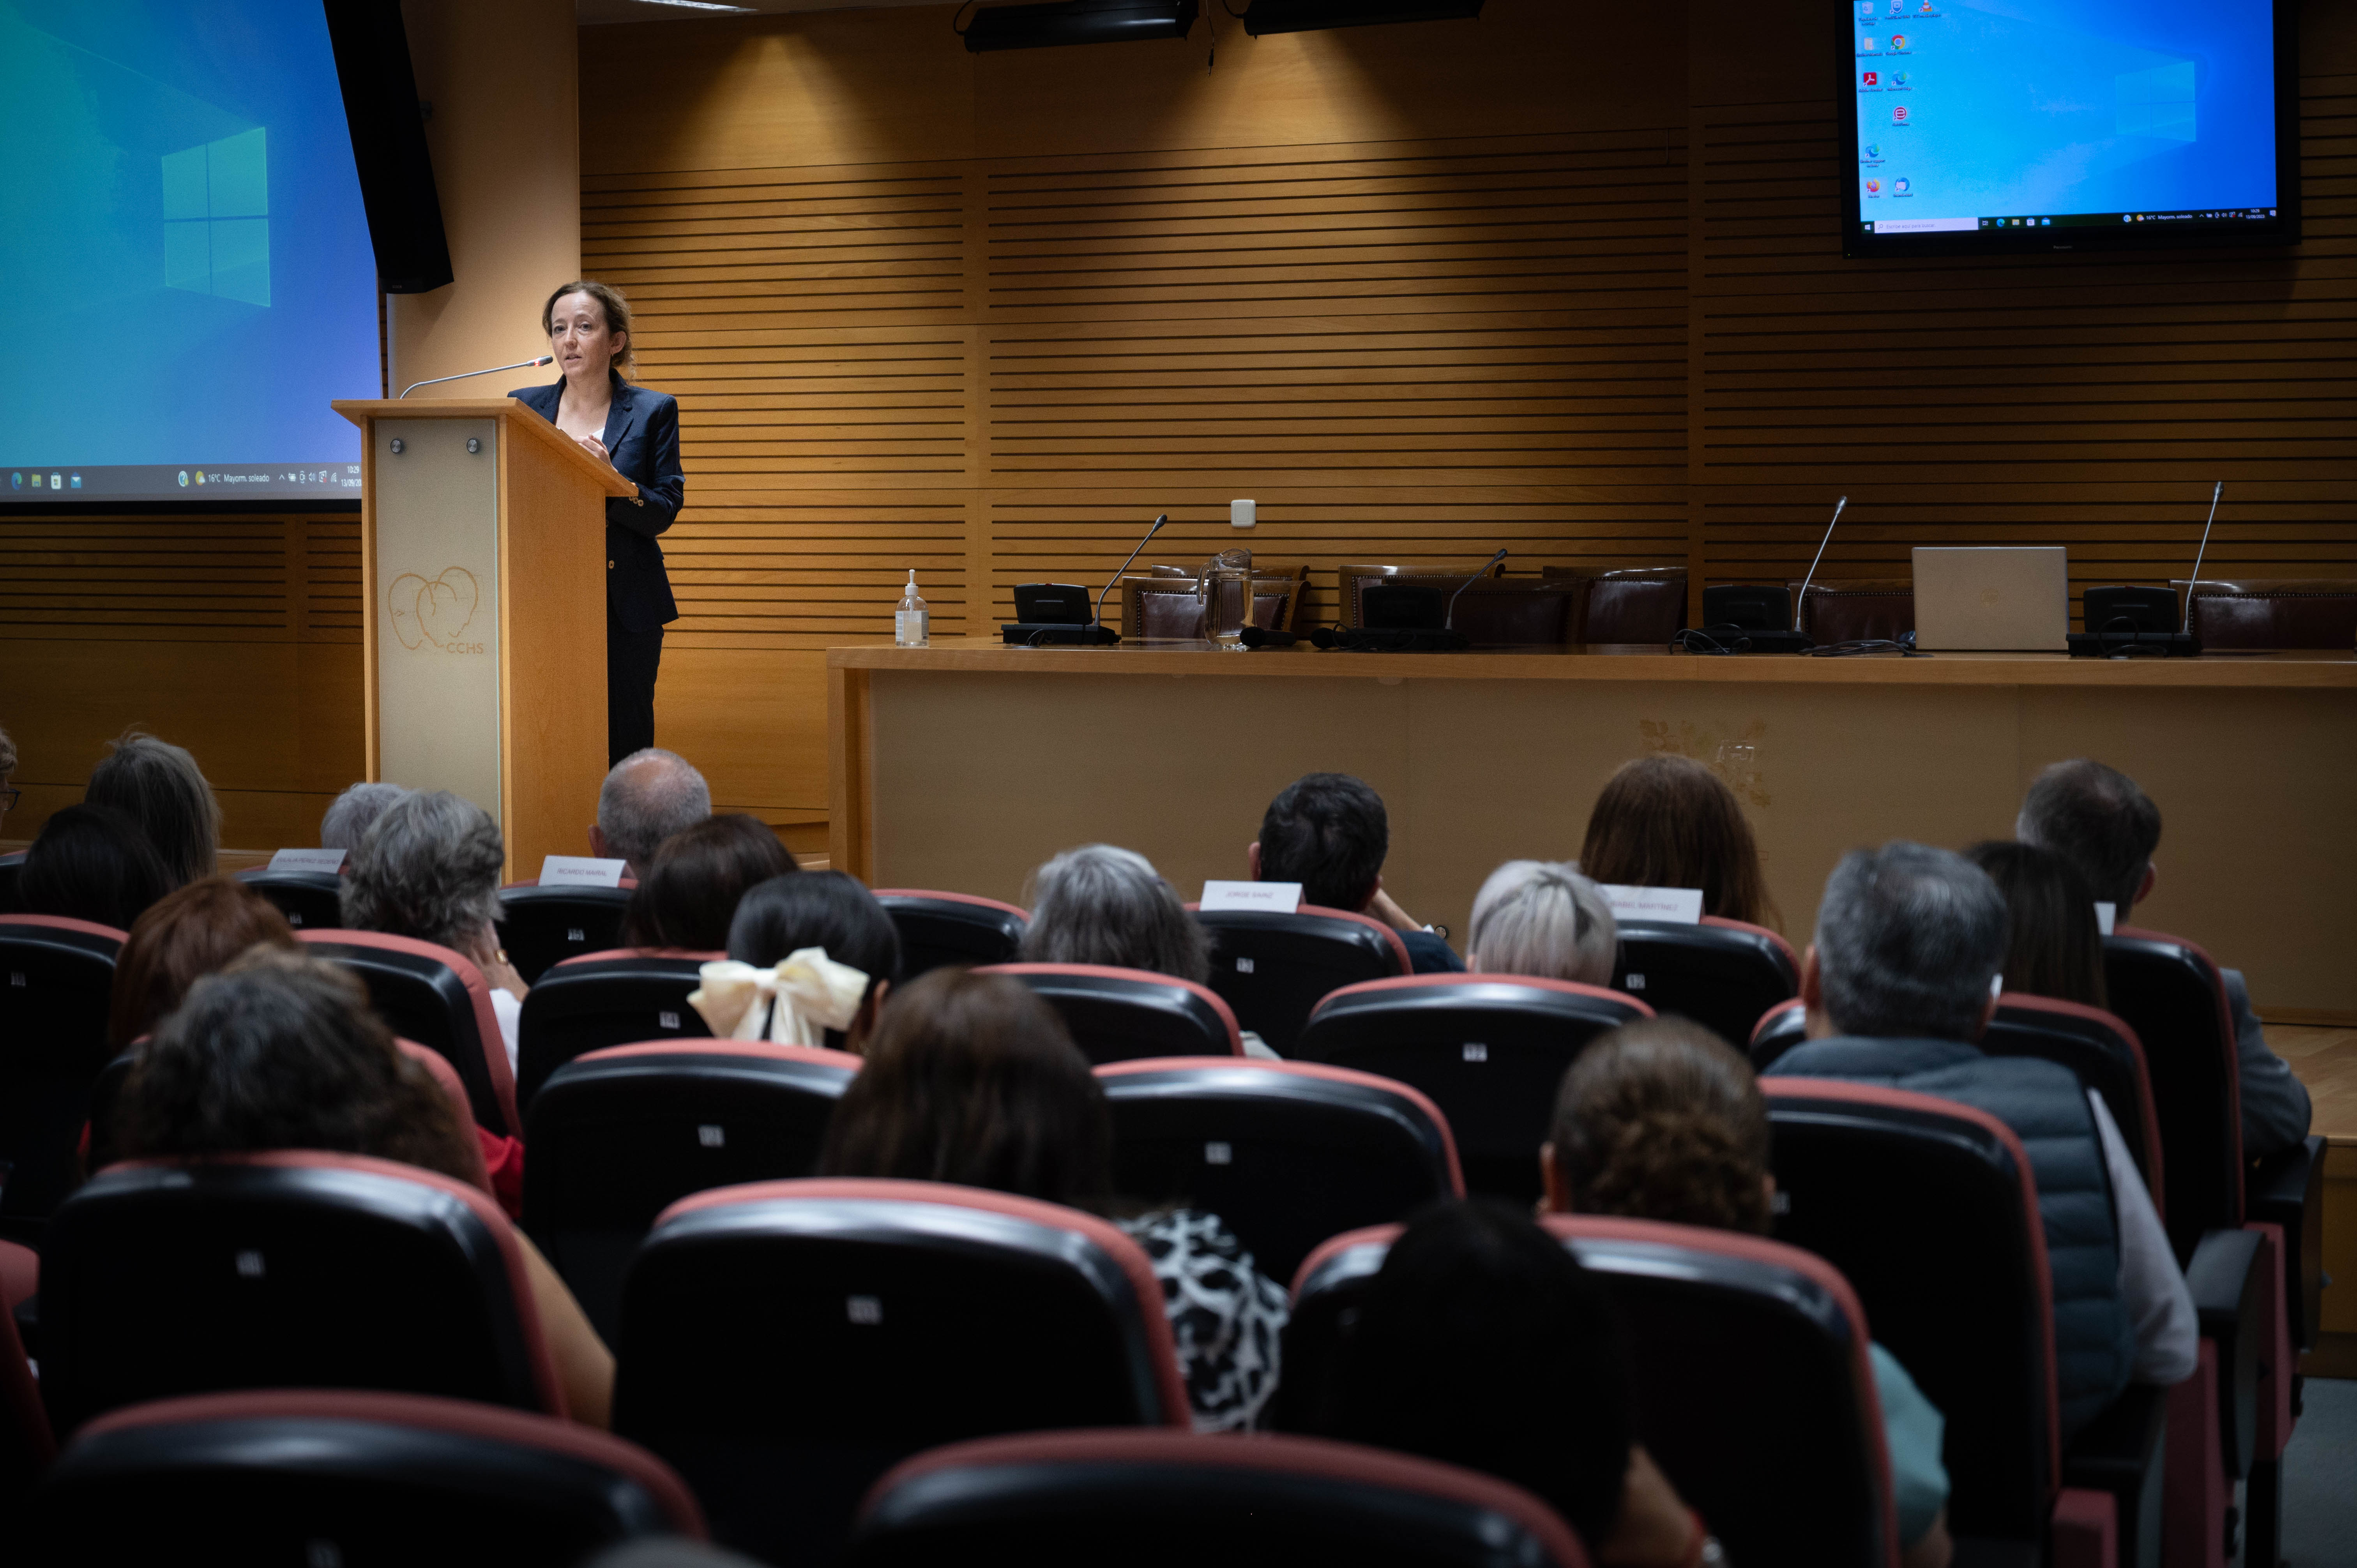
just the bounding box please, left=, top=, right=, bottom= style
left=2016, top=758, right=2310, bottom=1159
left=591, top=748, right=710, bottom=877
left=85, top=730, right=220, bottom=890
left=1022, top=843, right=1210, bottom=983
left=320, top=781, right=409, bottom=854
left=1767, top=842, right=2193, bottom=1437
left=341, top=789, right=530, bottom=1075
left=1465, top=860, right=1617, bottom=986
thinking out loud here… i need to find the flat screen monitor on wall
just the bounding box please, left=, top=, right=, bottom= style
left=0, top=0, right=381, bottom=507
left=1841, top=0, right=2300, bottom=257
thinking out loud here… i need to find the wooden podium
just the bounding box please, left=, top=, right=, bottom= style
left=333, top=399, right=637, bottom=879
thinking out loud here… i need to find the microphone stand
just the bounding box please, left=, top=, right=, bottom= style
left=399, top=355, right=555, bottom=399
left=2182, top=480, right=2222, bottom=634
left=1445, top=549, right=1510, bottom=631
left=1003, top=513, right=1167, bottom=646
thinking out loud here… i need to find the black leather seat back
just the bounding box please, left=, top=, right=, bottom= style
left=1984, top=996, right=2161, bottom=1198
left=1193, top=908, right=1406, bottom=1055
left=496, top=884, right=634, bottom=984
left=1763, top=1082, right=2054, bottom=1545
left=2104, top=931, right=2243, bottom=1257
left=1279, top=1217, right=1891, bottom=1568
left=982, top=964, right=1239, bottom=1065
left=1098, top=1059, right=1460, bottom=1285
left=1610, top=918, right=1798, bottom=1050
left=0, top=916, right=124, bottom=1222
left=522, top=1043, right=859, bottom=1344
left=300, top=932, right=511, bottom=1135
left=233, top=868, right=345, bottom=932
left=1293, top=977, right=1648, bottom=1201
left=875, top=892, right=1027, bottom=980
left=516, top=952, right=715, bottom=1111
left=42, top=1158, right=553, bottom=1436
left=0, top=850, right=25, bottom=914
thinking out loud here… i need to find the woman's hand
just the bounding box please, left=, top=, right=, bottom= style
left=576, top=434, right=611, bottom=467
left=471, top=924, right=529, bottom=1000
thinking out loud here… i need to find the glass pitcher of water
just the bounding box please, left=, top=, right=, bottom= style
left=1194, top=547, right=1254, bottom=650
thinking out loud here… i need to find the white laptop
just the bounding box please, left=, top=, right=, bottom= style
left=1912, top=547, right=2069, bottom=652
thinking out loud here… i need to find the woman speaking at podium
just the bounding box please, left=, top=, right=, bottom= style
left=511, top=281, right=684, bottom=765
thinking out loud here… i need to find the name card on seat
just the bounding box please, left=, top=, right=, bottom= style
left=541, top=855, right=627, bottom=890
left=2094, top=901, right=2117, bottom=936
left=1202, top=880, right=1302, bottom=914
left=268, top=848, right=345, bottom=873
left=1601, top=885, right=1704, bottom=924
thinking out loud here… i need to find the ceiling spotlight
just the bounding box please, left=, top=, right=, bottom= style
left=961, top=1, right=1200, bottom=53
left=1240, top=0, right=1482, bottom=35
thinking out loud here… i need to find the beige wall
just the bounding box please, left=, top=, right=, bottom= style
left=390, top=0, right=581, bottom=396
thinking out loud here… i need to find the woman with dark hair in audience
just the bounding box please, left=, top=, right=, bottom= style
left=1963, top=840, right=2106, bottom=1008
left=618, top=813, right=795, bottom=952
left=1323, top=1199, right=1707, bottom=1565
left=1542, top=1017, right=1953, bottom=1568
left=687, top=871, right=901, bottom=1055
left=342, top=789, right=530, bottom=1075
left=16, top=803, right=171, bottom=931
left=84, top=730, right=221, bottom=891
left=112, top=947, right=613, bottom=1425
left=1579, top=755, right=1779, bottom=930
left=818, top=967, right=1287, bottom=1432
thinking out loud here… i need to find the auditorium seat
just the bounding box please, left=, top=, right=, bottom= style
left=1095, top=1057, right=1462, bottom=1285
left=1189, top=903, right=1410, bottom=1054
left=299, top=929, right=519, bottom=1137
left=2173, top=577, right=2357, bottom=650
left=614, top=1177, right=1189, bottom=1561
left=978, top=962, right=1243, bottom=1065
left=1750, top=994, right=2165, bottom=1201
left=0, top=849, right=25, bottom=913
left=1609, top=915, right=1798, bottom=1051
left=1792, top=578, right=1915, bottom=644
left=515, top=948, right=719, bottom=1111
left=233, top=866, right=344, bottom=931
left=848, top=1429, right=1592, bottom=1568
left=41, top=1151, right=566, bottom=1437
left=1292, top=975, right=1650, bottom=1199
left=873, top=889, right=1029, bottom=979
left=30, top=1390, right=702, bottom=1565
left=523, top=1040, right=862, bottom=1343
left=0, top=913, right=126, bottom=1225
left=2, top=1285, right=51, bottom=1508
left=496, top=879, right=634, bottom=984
left=1119, top=565, right=1306, bottom=640
left=1279, top=1214, right=1893, bottom=1568
left=1541, top=564, right=1689, bottom=644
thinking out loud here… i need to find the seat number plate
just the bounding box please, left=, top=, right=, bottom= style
left=1462, top=1042, right=1489, bottom=1062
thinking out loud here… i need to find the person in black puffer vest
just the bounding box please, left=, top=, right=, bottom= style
left=1766, top=841, right=2194, bottom=1440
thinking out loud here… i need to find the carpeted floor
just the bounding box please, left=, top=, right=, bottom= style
left=2280, top=1376, right=2357, bottom=1565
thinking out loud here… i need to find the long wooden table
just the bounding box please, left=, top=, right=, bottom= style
left=829, top=643, right=2357, bottom=1021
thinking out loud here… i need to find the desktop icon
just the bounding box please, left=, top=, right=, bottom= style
left=1859, top=0, right=1874, bottom=16
left=195, top=471, right=205, bottom=484
left=68, top=473, right=80, bottom=489
left=1860, top=35, right=1877, bottom=51
left=2040, top=217, right=2050, bottom=226
left=1892, top=105, right=1910, bottom=123
left=1862, top=71, right=1878, bottom=87
left=1890, top=0, right=1905, bottom=12
left=178, top=471, right=189, bottom=487
left=1865, top=142, right=1881, bottom=159
left=8, top=473, right=17, bottom=491
left=49, top=474, right=61, bottom=490
left=1893, top=177, right=1910, bottom=194
left=1889, top=33, right=1907, bottom=49
left=1891, top=70, right=1909, bottom=86
left=1920, top=0, right=1933, bottom=10
left=1866, top=179, right=1882, bottom=194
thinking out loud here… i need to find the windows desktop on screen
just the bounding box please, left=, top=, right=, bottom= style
left=0, top=0, right=378, bottom=505
left=1849, top=0, right=2282, bottom=243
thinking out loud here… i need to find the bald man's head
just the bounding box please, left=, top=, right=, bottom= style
left=594, top=749, right=711, bottom=876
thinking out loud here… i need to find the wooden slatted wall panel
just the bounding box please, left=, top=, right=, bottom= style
left=1691, top=72, right=2357, bottom=610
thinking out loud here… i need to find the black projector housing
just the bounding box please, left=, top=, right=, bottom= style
left=1241, top=0, right=1482, bottom=34
left=963, top=0, right=1199, bottom=51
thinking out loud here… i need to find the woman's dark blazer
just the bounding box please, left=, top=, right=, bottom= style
left=509, top=371, right=684, bottom=632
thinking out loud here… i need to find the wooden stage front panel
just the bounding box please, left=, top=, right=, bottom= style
left=831, top=644, right=2357, bottom=1019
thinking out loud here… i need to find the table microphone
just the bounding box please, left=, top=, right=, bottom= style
left=398, top=355, right=555, bottom=399
left=1446, top=548, right=1509, bottom=630
left=1794, top=494, right=1848, bottom=625
left=1092, top=514, right=1169, bottom=634
left=2182, top=480, right=2223, bottom=634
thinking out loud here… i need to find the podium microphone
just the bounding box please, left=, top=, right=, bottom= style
left=1446, top=548, right=1509, bottom=630
left=1794, top=494, right=1848, bottom=624
left=1092, top=514, right=1169, bottom=634
left=2182, top=480, right=2223, bottom=634
left=398, top=355, right=556, bottom=399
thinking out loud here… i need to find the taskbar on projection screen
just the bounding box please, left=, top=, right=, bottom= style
left=1855, top=205, right=2290, bottom=252
left=1, top=463, right=362, bottom=505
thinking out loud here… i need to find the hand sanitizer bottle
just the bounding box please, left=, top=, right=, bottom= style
left=894, top=569, right=929, bottom=647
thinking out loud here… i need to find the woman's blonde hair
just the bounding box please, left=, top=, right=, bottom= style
left=541, top=279, right=634, bottom=373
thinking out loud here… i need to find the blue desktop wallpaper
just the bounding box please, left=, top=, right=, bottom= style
left=0, top=0, right=376, bottom=482
left=1852, top=0, right=2279, bottom=224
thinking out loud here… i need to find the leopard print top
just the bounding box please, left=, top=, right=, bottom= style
left=1118, top=1208, right=1290, bottom=1433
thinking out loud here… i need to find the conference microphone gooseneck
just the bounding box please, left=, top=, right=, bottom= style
left=397, top=355, right=555, bottom=399
left=2182, top=480, right=2223, bottom=634
left=1445, top=548, right=1510, bottom=631
left=1793, top=494, right=1848, bottom=625
left=1093, top=514, right=1169, bottom=634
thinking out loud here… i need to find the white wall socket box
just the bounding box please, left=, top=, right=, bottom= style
left=1231, top=498, right=1256, bottom=528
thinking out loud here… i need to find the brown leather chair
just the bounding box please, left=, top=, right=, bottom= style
left=2173, top=578, right=2357, bottom=650
left=1790, top=578, right=1914, bottom=643
left=1120, top=566, right=1306, bottom=641
left=1336, top=563, right=1576, bottom=646
left=1541, top=565, right=1689, bottom=643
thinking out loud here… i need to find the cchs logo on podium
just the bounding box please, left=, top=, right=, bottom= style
left=389, top=567, right=486, bottom=654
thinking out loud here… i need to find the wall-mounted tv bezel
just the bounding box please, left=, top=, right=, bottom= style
left=1840, top=0, right=2302, bottom=259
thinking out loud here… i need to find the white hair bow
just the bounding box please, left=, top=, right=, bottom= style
left=687, top=947, right=870, bottom=1046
